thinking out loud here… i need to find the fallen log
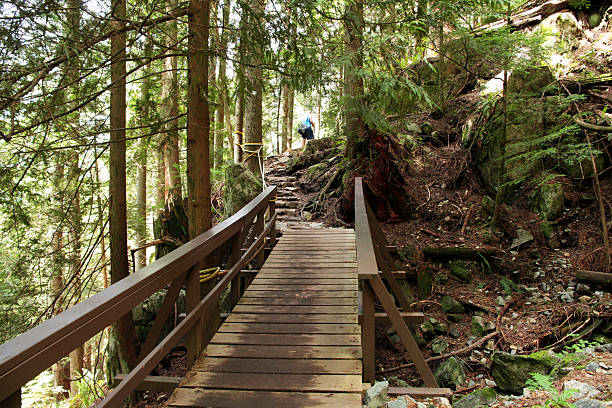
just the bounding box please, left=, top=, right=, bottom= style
left=422, top=246, right=498, bottom=258
left=576, top=270, right=612, bottom=285
left=473, top=0, right=569, bottom=34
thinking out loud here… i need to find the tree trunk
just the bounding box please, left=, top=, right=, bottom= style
left=51, top=159, right=69, bottom=399
left=135, top=35, right=151, bottom=271
left=213, top=0, right=224, bottom=168
left=235, top=84, right=245, bottom=162
left=68, top=149, right=83, bottom=396
left=220, top=0, right=233, bottom=162
left=65, top=0, right=84, bottom=393
left=161, top=0, right=181, bottom=203
left=187, top=0, right=212, bottom=240
left=288, top=87, right=294, bottom=152
left=110, top=0, right=139, bottom=372
left=343, top=0, right=366, bottom=164
left=243, top=0, right=265, bottom=177
left=282, top=82, right=289, bottom=152
left=209, top=0, right=218, bottom=169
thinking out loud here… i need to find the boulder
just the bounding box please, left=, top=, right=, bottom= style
left=452, top=387, right=497, bottom=408
left=531, top=183, right=564, bottom=220
left=441, top=296, right=465, bottom=314
left=431, top=337, right=449, bottom=355
left=364, top=381, right=389, bottom=408
left=510, top=228, right=534, bottom=250
left=421, top=318, right=447, bottom=340
left=223, top=163, right=262, bottom=216
left=300, top=162, right=330, bottom=193
left=491, top=350, right=560, bottom=393
left=434, top=357, right=467, bottom=390
left=573, top=399, right=608, bottom=408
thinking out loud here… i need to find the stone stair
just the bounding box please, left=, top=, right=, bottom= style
left=265, top=155, right=325, bottom=231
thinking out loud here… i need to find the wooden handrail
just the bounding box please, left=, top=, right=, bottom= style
left=354, top=178, right=378, bottom=280
left=354, top=177, right=439, bottom=388
left=0, top=185, right=277, bottom=404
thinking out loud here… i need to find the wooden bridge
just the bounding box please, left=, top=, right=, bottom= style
left=0, top=178, right=449, bottom=408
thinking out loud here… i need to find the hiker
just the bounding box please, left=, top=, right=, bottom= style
left=298, top=111, right=315, bottom=149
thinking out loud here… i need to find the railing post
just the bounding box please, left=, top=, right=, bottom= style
left=254, top=209, right=265, bottom=268
left=229, top=232, right=242, bottom=308
left=185, top=265, right=201, bottom=369
left=269, top=193, right=277, bottom=246
left=362, top=279, right=375, bottom=384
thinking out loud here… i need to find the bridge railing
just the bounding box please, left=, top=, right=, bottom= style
left=354, top=177, right=440, bottom=390
left=0, top=186, right=277, bottom=408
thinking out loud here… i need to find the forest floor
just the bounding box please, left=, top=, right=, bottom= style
left=277, top=136, right=612, bottom=406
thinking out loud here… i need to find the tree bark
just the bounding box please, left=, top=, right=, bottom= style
left=288, top=87, right=294, bottom=152
left=343, top=1, right=366, bottom=164
left=282, top=82, right=289, bottom=152
left=51, top=159, right=69, bottom=399
left=187, top=0, right=212, bottom=240
left=209, top=0, right=218, bottom=169
left=220, top=0, right=232, bottom=162
left=243, top=0, right=265, bottom=177
left=234, top=12, right=246, bottom=162
left=110, top=0, right=139, bottom=372
left=161, top=0, right=182, bottom=204
left=135, top=35, right=152, bottom=271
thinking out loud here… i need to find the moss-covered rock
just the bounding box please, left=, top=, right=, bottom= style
left=491, top=350, right=561, bottom=393
left=471, top=316, right=489, bottom=337
left=441, top=296, right=465, bottom=314
left=448, top=262, right=471, bottom=282
left=223, top=163, right=262, bottom=216
left=431, top=337, right=449, bottom=355
left=434, top=357, right=467, bottom=390
left=421, top=318, right=448, bottom=340
left=452, top=387, right=497, bottom=408
left=532, top=183, right=564, bottom=220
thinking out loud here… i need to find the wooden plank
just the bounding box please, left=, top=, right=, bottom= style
left=247, top=284, right=356, bottom=291
left=210, top=333, right=360, bottom=346
left=273, top=244, right=356, bottom=249
left=204, top=344, right=362, bottom=359
left=256, top=273, right=357, bottom=279
left=232, top=305, right=357, bottom=314
left=357, top=312, right=426, bottom=325
left=168, top=389, right=362, bottom=408
left=182, top=372, right=362, bottom=393
left=192, top=357, right=362, bottom=374
left=112, top=374, right=181, bottom=393
left=388, top=387, right=453, bottom=398
left=238, top=297, right=357, bottom=306
left=252, top=279, right=357, bottom=285
left=218, top=323, right=360, bottom=334
left=259, top=266, right=357, bottom=272
left=266, top=258, right=358, bottom=263
left=241, top=290, right=356, bottom=298
left=225, top=313, right=357, bottom=324
left=263, top=262, right=358, bottom=268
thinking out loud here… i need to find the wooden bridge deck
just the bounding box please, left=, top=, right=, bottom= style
left=167, top=229, right=362, bottom=408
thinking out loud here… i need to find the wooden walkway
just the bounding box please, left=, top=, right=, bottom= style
left=167, top=229, right=362, bottom=408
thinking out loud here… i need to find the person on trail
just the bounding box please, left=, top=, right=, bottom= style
left=298, top=111, right=315, bottom=149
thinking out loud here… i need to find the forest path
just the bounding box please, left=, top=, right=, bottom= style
left=167, top=228, right=362, bottom=408
left=265, top=154, right=327, bottom=231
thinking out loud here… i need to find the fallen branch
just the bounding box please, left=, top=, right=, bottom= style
left=574, top=117, right=612, bottom=133
left=380, top=331, right=500, bottom=374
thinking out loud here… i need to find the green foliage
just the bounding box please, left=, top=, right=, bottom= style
left=526, top=372, right=577, bottom=408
